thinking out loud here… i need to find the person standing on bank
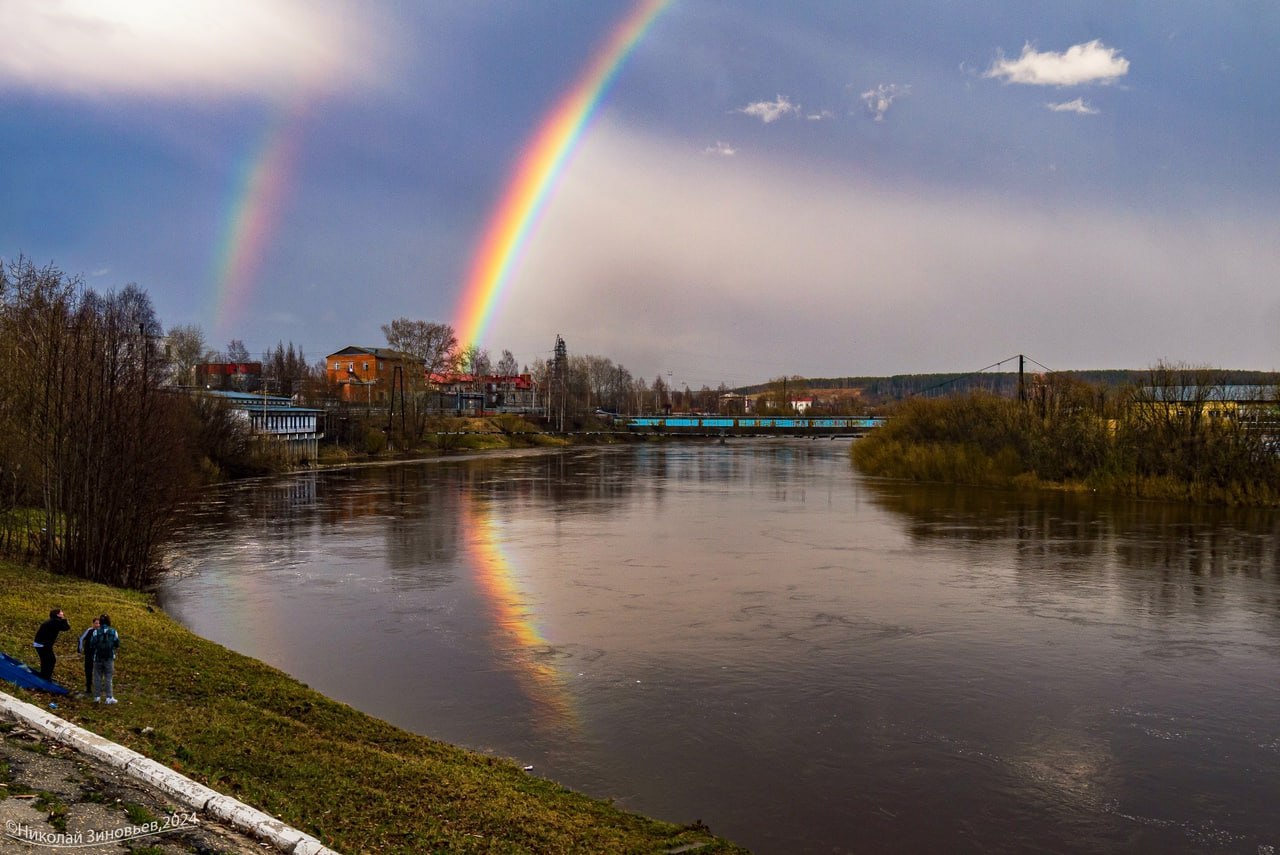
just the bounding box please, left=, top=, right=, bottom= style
left=33, top=608, right=71, bottom=680
left=91, top=614, right=121, bottom=704
left=77, top=617, right=100, bottom=694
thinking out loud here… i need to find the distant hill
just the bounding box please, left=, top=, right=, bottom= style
left=738, top=370, right=1280, bottom=403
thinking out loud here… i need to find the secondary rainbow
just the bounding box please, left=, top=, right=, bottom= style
left=209, top=103, right=308, bottom=341
left=453, top=0, right=672, bottom=348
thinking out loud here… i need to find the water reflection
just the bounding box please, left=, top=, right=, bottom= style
left=859, top=479, right=1280, bottom=632
left=459, top=488, right=580, bottom=739
left=158, top=445, right=1280, bottom=854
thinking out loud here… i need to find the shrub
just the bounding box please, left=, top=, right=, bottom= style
left=363, top=428, right=387, bottom=455
left=852, top=383, right=1280, bottom=506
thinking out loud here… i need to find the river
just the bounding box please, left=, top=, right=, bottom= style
left=157, top=441, right=1280, bottom=854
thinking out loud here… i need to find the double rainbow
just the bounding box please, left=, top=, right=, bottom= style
left=453, top=0, right=673, bottom=349
left=208, top=2, right=670, bottom=347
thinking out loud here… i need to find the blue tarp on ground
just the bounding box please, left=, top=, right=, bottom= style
left=0, top=650, right=70, bottom=695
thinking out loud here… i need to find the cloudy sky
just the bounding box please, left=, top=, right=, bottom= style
left=2, top=1, right=1277, bottom=387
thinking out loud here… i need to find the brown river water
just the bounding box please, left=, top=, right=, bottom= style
left=157, top=441, right=1280, bottom=854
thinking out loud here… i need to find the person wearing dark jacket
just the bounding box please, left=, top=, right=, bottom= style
left=77, top=617, right=100, bottom=694
left=90, top=614, right=121, bottom=704
left=33, top=608, right=71, bottom=680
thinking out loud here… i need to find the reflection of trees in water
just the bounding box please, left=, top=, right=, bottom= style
left=630, top=442, right=828, bottom=506
left=452, top=446, right=772, bottom=509
left=171, top=474, right=322, bottom=562
left=860, top=479, right=1280, bottom=622
left=177, top=473, right=318, bottom=526
left=182, top=444, right=839, bottom=544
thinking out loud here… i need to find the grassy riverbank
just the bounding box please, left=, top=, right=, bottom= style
left=0, top=560, right=744, bottom=854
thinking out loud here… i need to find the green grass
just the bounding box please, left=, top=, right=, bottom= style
left=122, top=801, right=157, bottom=824
left=0, top=559, right=746, bottom=854
left=34, top=791, right=69, bottom=830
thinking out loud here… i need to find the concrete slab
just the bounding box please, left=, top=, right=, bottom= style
left=1, top=690, right=341, bottom=855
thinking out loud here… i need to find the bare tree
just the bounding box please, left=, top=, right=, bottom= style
left=497, top=349, right=519, bottom=378
left=224, top=339, right=250, bottom=363
left=381, top=317, right=458, bottom=429
left=1123, top=361, right=1232, bottom=486
left=605, top=363, right=635, bottom=414
left=633, top=376, right=650, bottom=415
left=651, top=374, right=668, bottom=413
left=165, top=323, right=209, bottom=386
left=1, top=257, right=196, bottom=586
left=261, top=340, right=311, bottom=396
left=696, top=385, right=715, bottom=413
left=383, top=319, right=457, bottom=376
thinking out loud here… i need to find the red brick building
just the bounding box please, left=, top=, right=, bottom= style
left=429, top=372, right=537, bottom=414
left=326, top=346, right=415, bottom=405
left=195, top=362, right=262, bottom=391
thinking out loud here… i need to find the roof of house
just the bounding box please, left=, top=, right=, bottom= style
left=326, top=346, right=417, bottom=361
left=200, top=390, right=322, bottom=413
left=430, top=372, right=534, bottom=389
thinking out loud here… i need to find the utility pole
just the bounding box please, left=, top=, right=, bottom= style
left=1018, top=353, right=1026, bottom=404
left=386, top=365, right=405, bottom=448
left=553, top=335, right=567, bottom=432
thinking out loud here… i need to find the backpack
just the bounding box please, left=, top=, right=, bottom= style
left=92, top=626, right=120, bottom=658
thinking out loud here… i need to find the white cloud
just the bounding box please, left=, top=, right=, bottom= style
left=703, top=141, right=737, bottom=156
left=0, top=0, right=384, bottom=99
left=1047, top=97, right=1099, bottom=115
left=861, top=83, right=910, bottom=121
left=487, top=122, right=1280, bottom=379
left=737, top=95, right=799, bottom=123
left=986, top=40, right=1129, bottom=86
left=806, top=110, right=835, bottom=121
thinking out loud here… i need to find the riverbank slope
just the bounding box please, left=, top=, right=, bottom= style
left=0, top=559, right=744, bottom=853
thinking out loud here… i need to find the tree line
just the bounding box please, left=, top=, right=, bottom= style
left=1, top=254, right=840, bottom=585
left=0, top=258, right=733, bottom=584
left=0, top=258, right=220, bottom=586
left=774, top=369, right=1280, bottom=407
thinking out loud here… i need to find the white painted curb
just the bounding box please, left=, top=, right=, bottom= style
left=0, top=690, right=341, bottom=855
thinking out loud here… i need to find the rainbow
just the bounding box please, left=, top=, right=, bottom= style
left=453, top=0, right=673, bottom=348
left=209, top=103, right=308, bottom=341
left=460, top=493, right=579, bottom=735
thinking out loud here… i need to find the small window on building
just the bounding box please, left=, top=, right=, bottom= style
left=363, top=361, right=369, bottom=372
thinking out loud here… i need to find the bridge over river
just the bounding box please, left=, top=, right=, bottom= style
left=622, top=415, right=885, bottom=437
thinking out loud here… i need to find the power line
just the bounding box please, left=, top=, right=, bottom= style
left=909, top=354, right=1056, bottom=398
